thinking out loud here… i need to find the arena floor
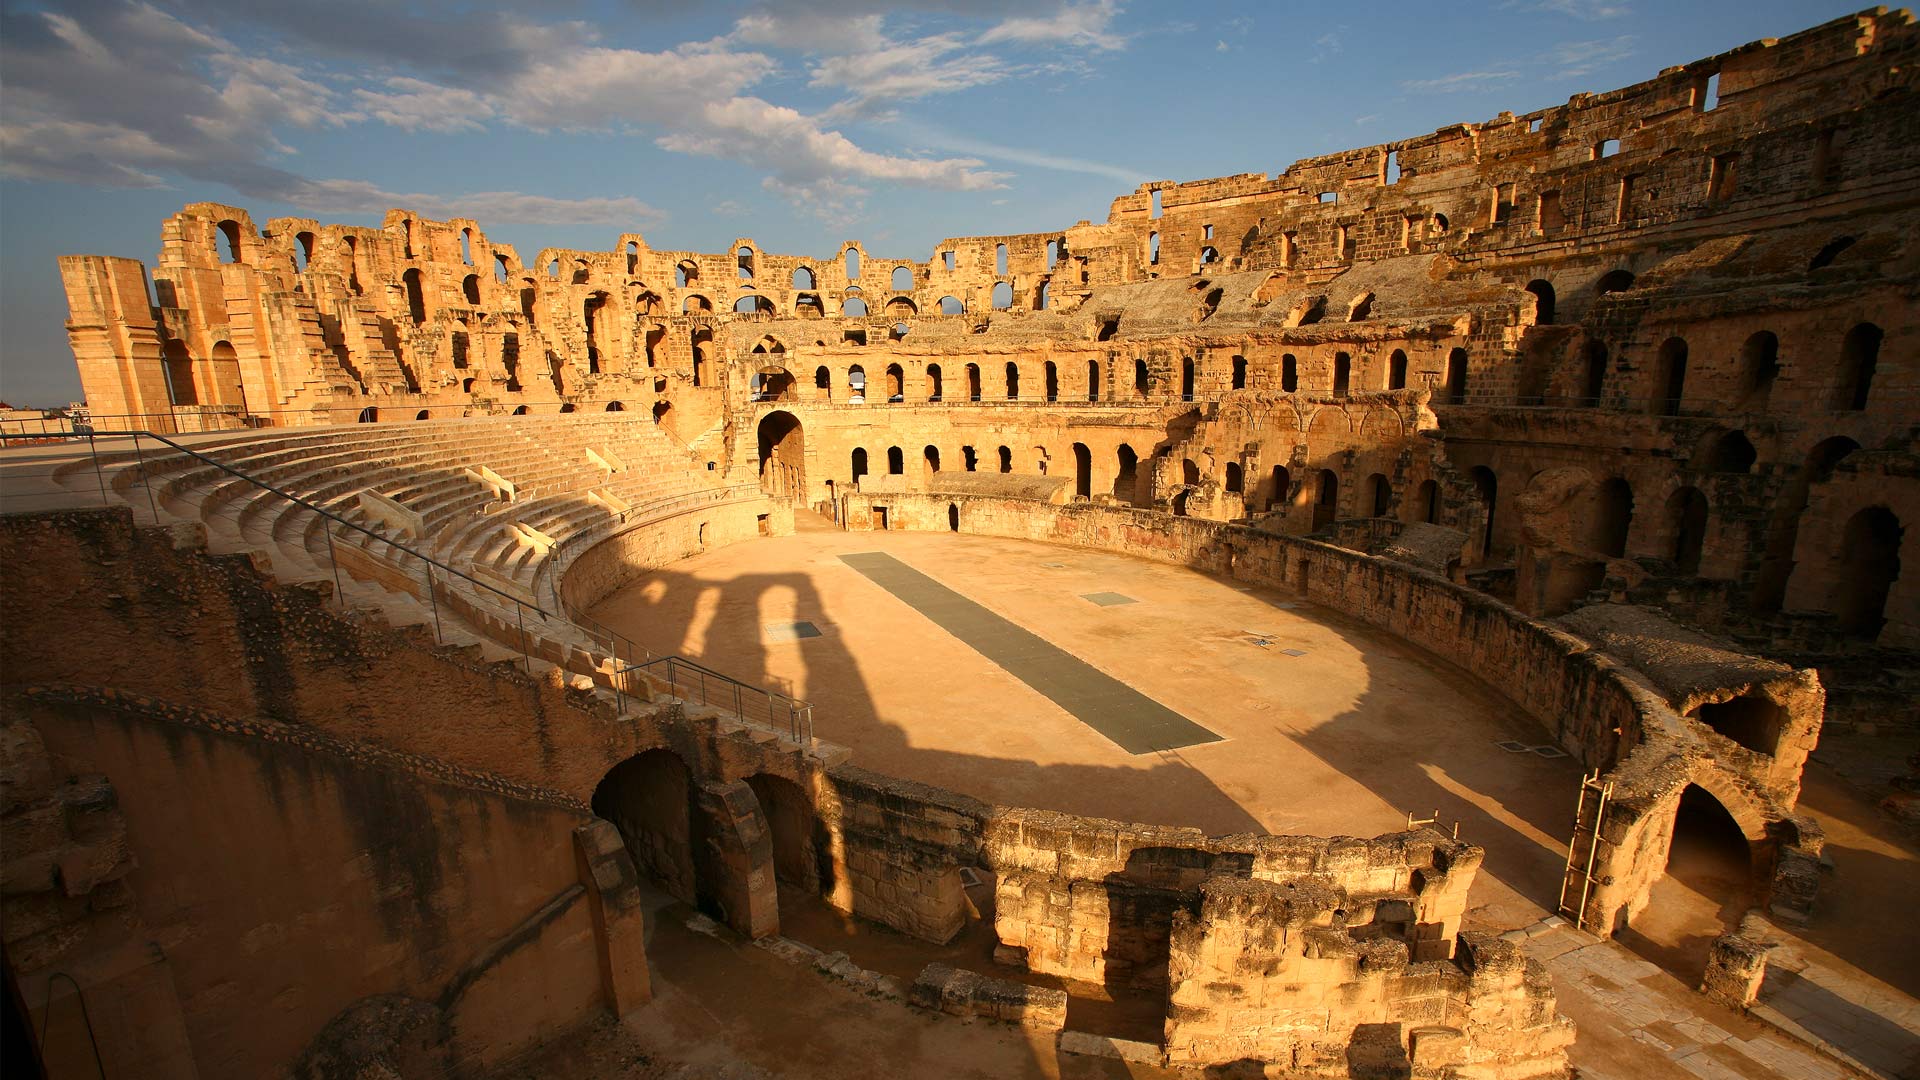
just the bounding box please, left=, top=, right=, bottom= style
left=588, top=511, right=1586, bottom=925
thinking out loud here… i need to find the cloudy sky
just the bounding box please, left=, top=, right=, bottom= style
left=0, top=0, right=1857, bottom=404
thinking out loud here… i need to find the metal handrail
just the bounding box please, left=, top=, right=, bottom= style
left=623, top=653, right=813, bottom=746
left=39, top=430, right=562, bottom=624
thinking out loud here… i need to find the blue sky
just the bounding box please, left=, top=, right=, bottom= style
left=0, top=0, right=1862, bottom=405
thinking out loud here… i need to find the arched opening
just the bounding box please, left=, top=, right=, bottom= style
left=1653, top=337, right=1688, bottom=416
left=513, top=405, right=530, bottom=416
left=1332, top=353, right=1351, bottom=397
left=848, top=365, right=866, bottom=402
left=559, top=403, right=577, bottom=414
left=583, top=291, right=609, bottom=373
left=572, top=261, right=590, bottom=286
left=651, top=401, right=670, bottom=425
left=991, top=282, right=1013, bottom=310
left=1388, top=350, right=1407, bottom=391
left=1172, top=490, right=1191, bottom=517
left=1037, top=282, right=1049, bottom=310
left=295, top=231, right=314, bottom=272
left=995, top=243, right=1008, bottom=276
left=962, top=446, right=977, bottom=471
left=1133, top=358, right=1149, bottom=398
left=744, top=774, right=829, bottom=897
left=923, top=445, right=941, bottom=481
left=1835, top=322, right=1882, bottom=411
left=415, top=409, right=431, bottom=420
left=1004, top=362, right=1020, bottom=400
left=948, top=503, right=960, bottom=532
left=1524, top=279, right=1556, bottom=324
left=890, top=265, right=913, bottom=291
left=1836, top=507, right=1902, bottom=640
left=1231, top=355, right=1247, bottom=390
left=1444, top=349, right=1468, bottom=404
left=844, top=247, right=861, bottom=280
left=403, top=268, right=426, bottom=324
left=1412, top=478, right=1439, bottom=524
left=1809, top=235, right=1854, bottom=270
left=1044, top=361, right=1059, bottom=402
left=734, top=293, right=774, bottom=315
left=884, top=363, right=904, bottom=402
left=1347, top=292, right=1372, bottom=321
left=886, top=446, right=904, bottom=475
left=1224, top=462, right=1244, bottom=503
left=760, top=369, right=798, bottom=402
left=605, top=400, right=625, bottom=412
left=1666, top=487, right=1709, bottom=573
left=792, top=266, right=816, bottom=289
left=1266, top=465, right=1292, bottom=513
left=757, top=411, right=805, bottom=499
left=1702, top=431, right=1756, bottom=474
left=344, top=235, right=363, bottom=295
left=842, top=296, right=869, bottom=317
left=161, top=340, right=198, bottom=405
left=217, top=219, right=242, bottom=264
left=1628, top=786, right=1753, bottom=985
left=1740, top=332, right=1779, bottom=412
left=1596, top=269, right=1635, bottom=295
left=690, top=328, right=713, bottom=387
left=851, top=448, right=868, bottom=482
left=1313, top=470, right=1339, bottom=530
left=939, top=295, right=964, bottom=315
left=462, top=274, right=480, bottom=305
left=1087, top=359, right=1100, bottom=401
left=966, top=364, right=982, bottom=402
left=1364, top=473, right=1390, bottom=517
left=1470, top=466, right=1498, bottom=558
left=998, top=446, right=1013, bottom=473
left=736, top=246, right=755, bottom=280
left=1115, top=446, right=1139, bottom=504
left=592, top=750, right=696, bottom=902
left=493, top=253, right=511, bottom=286
left=1180, top=357, right=1195, bottom=401
left=884, top=296, right=917, bottom=319
left=1592, top=477, right=1634, bottom=558
left=1181, top=459, right=1201, bottom=488
left=814, top=366, right=831, bottom=398
left=1693, top=695, right=1787, bottom=756
left=357, top=406, right=379, bottom=423
left=926, top=363, right=943, bottom=402
left=1282, top=354, right=1298, bottom=393
left=1581, top=342, right=1608, bottom=405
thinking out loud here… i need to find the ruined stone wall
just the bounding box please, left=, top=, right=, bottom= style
left=849, top=491, right=1822, bottom=934
left=6, top=691, right=606, bottom=1079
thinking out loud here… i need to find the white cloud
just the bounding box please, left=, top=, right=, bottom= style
left=1548, top=36, right=1637, bottom=78
left=979, top=1, right=1126, bottom=50
left=292, top=179, right=664, bottom=225
left=1526, top=0, right=1631, bottom=20
left=906, top=126, right=1144, bottom=185
left=661, top=97, right=1006, bottom=191
left=1400, top=69, right=1523, bottom=94
left=811, top=32, right=1006, bottom=118
left=351, top=78, right=492, bottom=134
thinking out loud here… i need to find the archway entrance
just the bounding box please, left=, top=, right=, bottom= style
left=1836, top=507, right=1902, bottom=640
left=591, top=750, right=697, bottom=903
left=744, top=774, right=829, bottom=904
left=1073, top=443, right=1092, bottom=499
left=1623, top=786, right=1754, bottom=986
left=756, top=411, right=805, bottom=501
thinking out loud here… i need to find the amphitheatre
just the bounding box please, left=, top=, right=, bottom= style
left=2, top=8, right=1918, bottom=1079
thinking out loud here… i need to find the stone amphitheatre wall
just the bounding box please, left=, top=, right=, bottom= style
left=3, top=505, right=1576, bottom=1076
left=844, top=490, right=1827, bottom=932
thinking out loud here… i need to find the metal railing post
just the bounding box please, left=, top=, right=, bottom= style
left=130, top=434, right=159, bottom=523
left=323, top=520, right=346, bottom=610
left=424, top=559, right=443, bottom=643
left=516, top=604, right=532, bottom=676
left=85, top=435, right=109, bottom=506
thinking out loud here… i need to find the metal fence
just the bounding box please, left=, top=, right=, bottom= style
left=0, top=429, right=817, bottom=747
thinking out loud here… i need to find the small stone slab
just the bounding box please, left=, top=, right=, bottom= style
left=1279, top=648, right=1308, bottom=657
left=763, top=620, right=822, bottom=642
left=1057, top=1030, right=1164, bottom=1064
left=1079, top=591, right=1137, bottom=607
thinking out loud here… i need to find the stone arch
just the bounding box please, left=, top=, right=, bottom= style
left=744, top=774, right=829, bottom=895
left=1664, top=487, right=1710, bottom=573
left=591, top=749, right=697, bottom=902
left=757, top=411, right=805, bottom=499
left=1836, top=506, right=1902, bottom=640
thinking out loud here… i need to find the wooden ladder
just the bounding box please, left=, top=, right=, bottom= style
left=1556, top=770, right=1613, bottom=930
